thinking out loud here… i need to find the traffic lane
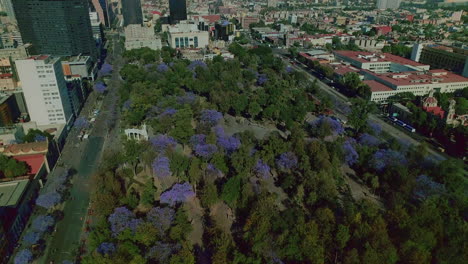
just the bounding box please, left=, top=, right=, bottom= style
left=282, top=56, right=446, bottom=161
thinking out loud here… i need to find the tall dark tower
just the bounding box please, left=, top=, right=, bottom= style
left=13, top=0, right=97, bottom=60
left=121, top=0, right=143, bottom=26
left=169, top=0, right=187, bottom=24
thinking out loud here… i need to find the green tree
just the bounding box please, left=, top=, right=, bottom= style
left=348, top=98, right=377, bottom=133
left=200, top=181, right=218, bottom=208
left=0, top=154, right=28, bottom=178
left=123, top=139, right=147, bottom=177
left=140, top=183, right=156, bottom=206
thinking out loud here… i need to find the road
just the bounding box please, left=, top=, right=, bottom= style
left=278, top=53, right=445, bottom=161
left=38, top=33, right=124, bottom=264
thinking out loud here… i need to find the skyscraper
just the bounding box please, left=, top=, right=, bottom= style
left=169, top=0, right=187, bottom=24
left=121, top=0, right=143, bottom=26
left=13, top=0, right=97, bottom=60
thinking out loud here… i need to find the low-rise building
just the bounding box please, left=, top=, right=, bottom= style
left=0, top=44, right=33, bottom=62
left=124, top=24, right=162, bottom=51
left=334, top=50, right=430, bottom=73
left=61, top=55, right=96, bottom=81
left=364, top=69, right=468, bottom=103
left=411, top=44, right=468, bottom=77
left=167, top=23, right=209, bottom=49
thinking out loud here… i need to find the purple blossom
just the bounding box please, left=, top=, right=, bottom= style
left=368, top=120, right=382, bottom=136
left=194, top=143, right=218, bottom=158
left=256, top=73, right=268, bottom=85
left=254, top=159, right=271, bottom=179
left=74, top=117, right=90, bottom=130
left=36, top=192, right=61, bottom=209
left=34, top=135, right=47, bottom=142
left=343, top=139, right=359, bottom=166
left=371, top=149, right=407, bottom=171
left=147, top=207, right=175, bottom=233
left=123, top=99, right=132, bottom=110
left=148, top=242, right=180, bottom=262
left=413, top=175, right=446, bottom=200
left=190, top=134, right=206, bottom=146
left=97, top=242, right=116, bottom=255
left=62, top=261, right=74, bottom=264
left=108, top=207, right=142, bottom=236
left=22, top=231, right=41, bottom=246
left=176, top=92, right=196, bottom=105
left=14, top=249, right=33, bottom=264
left=285, top=66, right=294, bottom=73
left=94, top=82, right=107, bottom=93
left=157, top=63, right=170, bottom=73
left=187, top=60, right=207, bottom=71
left=200, top=109, right=223, bottom=126
left=100, top=63, right=113, bottom=75
left=153, top=156, right=172, bottom=178
left=159, top=108, right=177, bottom=117
left=358, top=133, right=380, bottom=146
left=150, top=134, right=177, bottom=153
left=217, top=135, right=241, bottom=153
left=309, top=116, right=345, bottom=136
left=144, top=64, right=155, bottom=71
left=31, top=215, right=54, bottom=233
left=276, top=152, right=298, bottom=170
left=206, top=163, right=224, bottom=178
left=160, top=182, right=195, bottom=206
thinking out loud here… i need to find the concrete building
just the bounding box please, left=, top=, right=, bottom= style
left=0, top=94, right=20, bottom=126
left=364, top=69, right=468, bottom=103
left=411, top=44, right=468, bottom=77
left=268, top=0, right=278, bottom=8
left=241, top=16, right=259, bottom=29
left=121, top=0, right=143, bottom=26
left=124, top=24, right=162, bottom=51
left=377, top=0, right=401, bottom=9
left=167, top=23, right=209, bottom=49
left=0, top=180, right=38, bottom=263
left=353, top=39, right=385, bottom=51
left=13, top=0, right=97, bottom=60
left=89, top=11, right=104, bottom=42
left=61, top=56, right=97, bottom=81
left=334, top=51, right=430, bottom=73
left=0, top=44, right=33, bottom=62
left=15, top=55, right=73, bottom=126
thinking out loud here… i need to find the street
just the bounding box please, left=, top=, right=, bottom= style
left=279, top=53, right=446, bottom=161
left=37, top=33, right=124, bottom=264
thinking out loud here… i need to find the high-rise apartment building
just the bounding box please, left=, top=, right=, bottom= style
left=15, top=55, right=73, bottom=126
left=13, top=0, right=97, bottom=60
left=169, top=0, right=187, bottom=24
left=121, top=0, right=143, bottom=26
left=377, top=0, right=401, bottom=9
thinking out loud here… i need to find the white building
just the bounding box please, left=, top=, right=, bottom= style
left=15, top=55, right=73, bottom=126
left=377, top=0, right=401, bottom=9
left=334, top=51, right=430, bottom=73
left=167, top=23, right=209, bottom=49
left=364, top=70, right=468, bottom=103
left=89, top=11, right=103, bottom=42
left=124, top=24, right=162, bottom=51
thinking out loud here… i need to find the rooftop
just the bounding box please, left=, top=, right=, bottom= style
left=0, top=180, right=29, bottom=207
left=365, top=69, right=468, bottom=86
left=13, top=154, right=45, bottom=175
left=364, top=80, right=394, bottom=92
left=2, top=141, right=48, bottom=156
left=334, top=50, right=428, bottom=67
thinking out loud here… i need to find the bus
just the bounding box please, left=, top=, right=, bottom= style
left=395, top=120, right=406, bottom=127
left=404, top=125, right=416, bottom=133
